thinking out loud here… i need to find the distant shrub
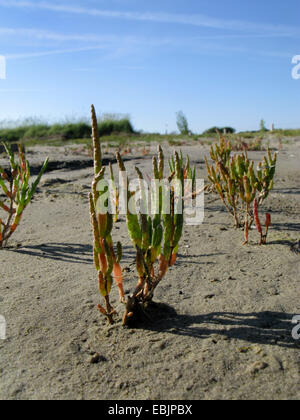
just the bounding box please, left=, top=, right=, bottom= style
left=23, top=124, right=50, bottom=140
left=272, top=129, right=300, bottom=136
left=203, top=126, right=236, bottom=136
left=238, top=131, right=262, bottom=139
left=0, top=127, right=27, bottom=143
left=98, top=119, right=134, bottom=136
left=0, top=117, right=135, bottom=143
left=48, top=123, right=91, bottom=140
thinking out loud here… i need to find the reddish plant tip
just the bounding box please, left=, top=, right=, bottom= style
left=113, top=263, right=123, bottom=285
left=113, top=262, right=125, bottom=301
left=10, top=223, right=17, bottom=233
left=97, top=304, right=106, bottom=315
left=265, top=213, right=271, bottom=228
left=170, top=253, right=177, bottom=267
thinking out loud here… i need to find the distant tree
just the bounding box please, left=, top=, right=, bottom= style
left=202, top=126, right=236, bottom=136
left=260, top=119, right=267, bottom=132
left=176, top=111, right=190, bottom=135
left=223, top=127, right=236, bottom=134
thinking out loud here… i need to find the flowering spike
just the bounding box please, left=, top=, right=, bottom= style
left=91, top=104, right=102, bottom=175
left=158, top=145, right=164, bottom=179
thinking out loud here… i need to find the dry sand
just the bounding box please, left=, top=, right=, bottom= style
left=0, top=138, right=299, bottom=400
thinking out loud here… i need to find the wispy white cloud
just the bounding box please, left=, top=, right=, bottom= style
left=0, top=0, right=298, bottom=36
left=0, top=26, right=176, bottom=51
left=5, top=45, right=107, bottom=60
left=3, top=38, right=293, bottom=63
left=0, top=26, right=294, bottom=53
left=0, top=14, right=293, bottom=62
left=0, top=27, right=119, bottom=43
left=0, top=88, right=50, bottom=92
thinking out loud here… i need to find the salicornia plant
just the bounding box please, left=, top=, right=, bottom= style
left=0, top=142, right=48, bottom=248
left=89, top=105, right=188, bottom=325
left=205, top=135, right=277, bottom=244
left=89, top=105, right=125, bottom=324
left=116, top=146, right=186, bottom=324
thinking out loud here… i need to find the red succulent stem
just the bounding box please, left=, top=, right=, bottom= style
left=253, top=198, right=263, bottom=245
left=243, top=203, right=249, bottom=245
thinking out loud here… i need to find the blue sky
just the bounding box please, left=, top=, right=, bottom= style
left=0, top=0, right=299, bottom=133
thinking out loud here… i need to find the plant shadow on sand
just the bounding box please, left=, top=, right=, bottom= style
left=8, top=243, right=138, bottom=264
left=7, top=243, right=94, bottom=264
left=271, top=222, right=300, bottom=232
left=273, top=187, right=300, bottom=195
left=268, top=239, right=300, bottom=250
left=175, top=253, right=220, bottom=266
left=128, top=302, right=299, bottom=350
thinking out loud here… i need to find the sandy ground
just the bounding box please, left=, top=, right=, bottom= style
left=0, top=138, right=299, bottom=400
